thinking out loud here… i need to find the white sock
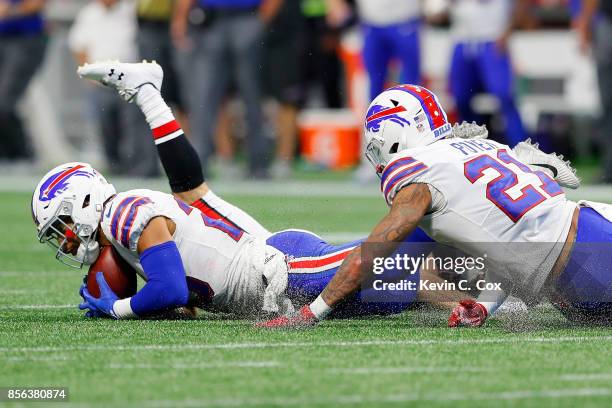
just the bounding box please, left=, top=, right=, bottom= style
left=135, top=85, right=183, bottom=145
left=135, top=84, right=174, bottom=128
left=310, top=295, right=332, bottom=320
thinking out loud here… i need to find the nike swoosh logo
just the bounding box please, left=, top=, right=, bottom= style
left=532, top=163, right=558, bottom=178
left=105, top=204, right=112, bottom=219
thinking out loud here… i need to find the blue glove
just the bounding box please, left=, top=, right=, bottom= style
left=79, top=272, right=119, bottom=319
left=78, top=283, right=106, bottom=318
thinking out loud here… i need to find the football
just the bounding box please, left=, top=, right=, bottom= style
left=87, top=246, right=138, bottom=299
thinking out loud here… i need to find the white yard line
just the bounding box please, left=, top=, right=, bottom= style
left=0, top=270, right=76, bottom=277
left=5, top=355, right=73, bottom=363
left=64, top=387, right=612, bottom=408
left=0, top=290, right=30, bottom=295
left=109, top=361, right=279, bottom=370
left=0, top=304, right=74, bottom=310
left=330, top=366, right=492, bottom=374
left=0, top=289, right=55, bottom=295
left=0, top=335, right=610, bottom=354
left=559, top=374, right=612, bottom=381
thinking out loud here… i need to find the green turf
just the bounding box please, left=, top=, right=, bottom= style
left=1, top=191, right=612, bottom=408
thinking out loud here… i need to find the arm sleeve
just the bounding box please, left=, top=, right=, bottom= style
left=113, top=241, right=189, bottom=318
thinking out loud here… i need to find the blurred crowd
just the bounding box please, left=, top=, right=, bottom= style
left=1, top=0, right=611, bottom=182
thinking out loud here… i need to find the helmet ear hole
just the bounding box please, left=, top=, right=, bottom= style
left=389, top=142, right=399, bottom=154
left=82, top=194, right=90, bottom=209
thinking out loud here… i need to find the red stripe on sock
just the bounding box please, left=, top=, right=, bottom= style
left=152, top=120, right=181, bottom=139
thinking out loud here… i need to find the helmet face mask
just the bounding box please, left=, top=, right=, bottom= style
left=32, top=162, right=115, bottom=269
left=37, top=201, right=100, bottom=269
left=364, top=135, right=387, bottom=177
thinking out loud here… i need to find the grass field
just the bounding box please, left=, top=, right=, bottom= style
left=1, top=187, right=612, bottom=408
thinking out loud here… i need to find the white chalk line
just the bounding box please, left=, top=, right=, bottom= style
left=0, top=270, right=77, bottom=277
left=0, top=289, right=31, bottom=295
left=6, top=355, right=73, bottom=363
left=559, top=373, right=612, bottom=381
left=63, top=387, right=612, bottom=408
left=0, top=335, right=610, bottom=354
left=108, top=361, right=279, bottom=370
left=0, top=304, right=74, bottom=310
left=331, top=366, right=493, bottom=374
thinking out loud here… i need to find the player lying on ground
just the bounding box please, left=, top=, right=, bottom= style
left=260, top=84, right=612, bottom=328
left=31, top=62, right=473, bottom=320
left=31, top=62, right=580, bottom=320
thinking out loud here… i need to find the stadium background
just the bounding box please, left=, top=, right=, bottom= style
left=0, top=0, right=607, bottom=181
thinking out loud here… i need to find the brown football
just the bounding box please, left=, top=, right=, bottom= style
left=87, top=246, right=137, bottom=299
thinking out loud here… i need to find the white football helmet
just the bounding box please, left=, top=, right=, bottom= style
left=364, top=85, right=452, bottom=176
left=31, top=162, right=116, bottom=268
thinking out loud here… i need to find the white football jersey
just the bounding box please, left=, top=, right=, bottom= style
left=100, top=189, right=282, bottom=316
left=381, top=139, right=577, bottom=300
left=450, top=0, right=511, bottom=42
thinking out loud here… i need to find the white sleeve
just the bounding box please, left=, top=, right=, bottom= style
left=380, top=154, right=429, bottom=206
left=106, top=195, right=158, bottom=252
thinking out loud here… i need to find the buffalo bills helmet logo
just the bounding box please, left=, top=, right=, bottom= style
left=38, top=164, right=93, bottom=202
left=366, top=104, right=411, bottom=133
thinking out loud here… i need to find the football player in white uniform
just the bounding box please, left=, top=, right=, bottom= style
left=32, top=63, right=583, bottom=322
left=31, top=62, right=439, bottom=319
left=33, top=162, right=296, bottom=318
left=260, top=84, right=612, bottom=328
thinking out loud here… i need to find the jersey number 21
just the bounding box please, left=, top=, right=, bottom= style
left=464, top=149, right=563, bottom=222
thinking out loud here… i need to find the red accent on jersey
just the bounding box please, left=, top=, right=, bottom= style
left=152, top=120, right=181, bottom=139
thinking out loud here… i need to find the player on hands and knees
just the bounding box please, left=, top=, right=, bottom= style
left=258, top=84, right=611, bottom=329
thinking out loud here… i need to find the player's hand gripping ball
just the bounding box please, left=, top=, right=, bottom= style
left=87, top=246, right=137, bottom=298
left=79, top=246, right=137, bottom=318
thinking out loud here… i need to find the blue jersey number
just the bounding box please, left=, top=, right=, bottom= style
left=175, top=197, right=243, bottom=241
left=464, top=150, right=562, bottom=222
left=201, top=214, right=244, bottom=241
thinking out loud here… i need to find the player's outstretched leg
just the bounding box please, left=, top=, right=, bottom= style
left=77, top=61, right=270, bottom=237
left=265, top=229, right=433, bottom=318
